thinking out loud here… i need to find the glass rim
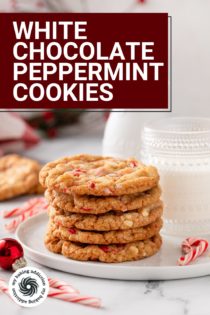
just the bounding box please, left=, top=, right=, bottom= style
left=144, top=117, right=210, bottom=136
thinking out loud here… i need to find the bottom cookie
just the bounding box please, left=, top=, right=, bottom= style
left=45, top=233, right=162, bottom=263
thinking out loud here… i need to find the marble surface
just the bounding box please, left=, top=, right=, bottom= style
left=0, top=136, right=210, bottom=315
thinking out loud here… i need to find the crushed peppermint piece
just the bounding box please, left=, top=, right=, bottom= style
left=129, top=161, right=138, bottom=168
left=81, top=207, right=93, bottom=211
left=99, top=245, right=110, bottom=253
left=72, top=172, right=80, bottom=177
left=72, top=168, right=87, bottom=177
left=69, top=228, right=77, bottom=234
left=76, top=168, right=87, bottom=173
left=89, top=182, right=96, bottom=189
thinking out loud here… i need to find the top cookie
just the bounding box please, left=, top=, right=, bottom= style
left=40, top=154, right=159, bottom=196
left=0, top=154, right=41, bottom=201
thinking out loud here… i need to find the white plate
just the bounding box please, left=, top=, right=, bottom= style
left=16, top=213, right=210, bottom=280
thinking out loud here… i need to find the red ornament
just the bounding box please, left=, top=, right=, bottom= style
left=0, top=238, right=27, bottom=271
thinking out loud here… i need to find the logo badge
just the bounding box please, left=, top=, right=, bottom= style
left=9, top=267, right=49, bottom=307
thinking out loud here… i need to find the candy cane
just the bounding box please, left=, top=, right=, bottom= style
left=4, top=206, right=46, bottom=233
left=0, top=279, right=10, bottom=298
left=178, top=237, right=209, bottom=266
left=48, top=288, right=101, bottom=308
left=48, top=278, right=79, bottom=294
left=3, top=197, right=47, bottom=218
left=0, top=278, right=101, bottom=308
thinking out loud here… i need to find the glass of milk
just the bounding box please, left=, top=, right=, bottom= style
left=141, top=117, right=210, bottom=236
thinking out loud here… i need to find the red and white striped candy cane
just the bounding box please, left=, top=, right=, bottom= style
left=0, top=279, right=10, bottom=298
left=0, top=278, right=101, bottom=308
left=5, top=206, right=46, bottom=233
left=48, top=287, right=101, bottom=308
left=178, top=237, right=209, bottom=266
left=48, top=278, right=79, bottom=294
left=3, top=197, right=47, bottom=218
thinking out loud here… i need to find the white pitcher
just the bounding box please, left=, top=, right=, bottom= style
left=103, top=111, right=168, bottom=158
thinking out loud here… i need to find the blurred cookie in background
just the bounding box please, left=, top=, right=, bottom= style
left=0, top=154, right=43, bottom=200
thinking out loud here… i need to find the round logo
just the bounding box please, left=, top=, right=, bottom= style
left=9, top=267, right=49, bottom=307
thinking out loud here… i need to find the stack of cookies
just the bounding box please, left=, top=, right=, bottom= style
left=40, top=154, right=163, bottom=263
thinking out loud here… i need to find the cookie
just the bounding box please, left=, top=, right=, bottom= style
left=48, top=218, right=162, bottom=244
left=0, top=154, right=41, bottom=201
left=45, top=233, right=162, bottom=263
left=49, top=202, right=163, bottom=231
left=45, top=233, right=64, bottom=254
left=45, top=186, right=161, bottom=214
left=40, top=154, right=159, bottom=196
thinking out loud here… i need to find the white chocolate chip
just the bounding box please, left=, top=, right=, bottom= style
left=124, top=220, right=133, bottom=227
left=129, top=246, right=139, bottom=255
left=142, top=207, right=150, bottom=217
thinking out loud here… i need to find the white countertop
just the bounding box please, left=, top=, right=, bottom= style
left=1, top=136, right=210, bottom=315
